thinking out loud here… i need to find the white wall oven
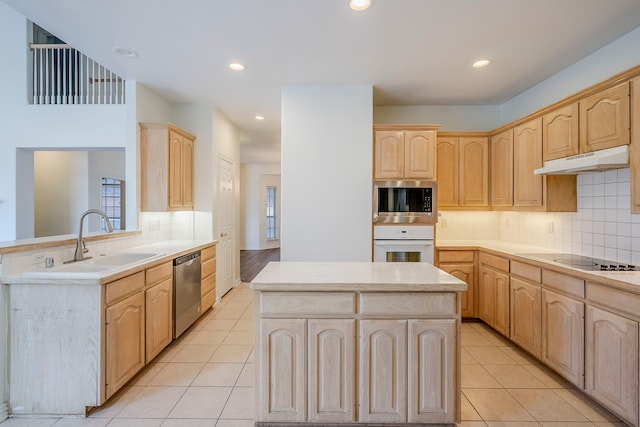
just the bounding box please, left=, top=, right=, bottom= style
left=373, top=225, right=434, bottom=263
left=373, top=180, right=437, bottom=224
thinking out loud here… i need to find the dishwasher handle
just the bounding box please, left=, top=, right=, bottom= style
left=174, top=250, right=201, bottom=266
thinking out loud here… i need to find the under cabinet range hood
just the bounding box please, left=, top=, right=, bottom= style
left=534, top=145, right=629, bottom=175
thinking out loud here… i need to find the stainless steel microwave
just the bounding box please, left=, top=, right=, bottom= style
left=373, top=180, right=437, bottom=224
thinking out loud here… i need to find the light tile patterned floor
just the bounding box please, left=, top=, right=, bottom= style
left=0, top=286, right=627, bottom=426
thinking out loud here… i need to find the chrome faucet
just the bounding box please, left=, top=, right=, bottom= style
left=65, top=209, right=114, bottom=263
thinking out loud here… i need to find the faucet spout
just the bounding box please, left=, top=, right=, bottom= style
left=66, top=209, right=114, bottom=263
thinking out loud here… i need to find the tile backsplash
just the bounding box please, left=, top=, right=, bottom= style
left=437, top=167, right=640, bottom=265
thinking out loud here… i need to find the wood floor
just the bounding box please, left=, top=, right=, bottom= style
left=240, top=248, right=280, bottom=282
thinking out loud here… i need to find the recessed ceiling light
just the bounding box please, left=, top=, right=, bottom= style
left=349, top=0, right=371, bottom=11
left=255, top=115, right=265, bottom=120
left=112, top=46, right=138, bottom=58
left=229, top=62, right=245, bottom=71
left=472, top=59, right=490, bottom=68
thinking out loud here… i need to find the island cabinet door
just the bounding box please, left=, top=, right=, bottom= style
left=359, top=319, right=407, bottom=423
left=258, top=319, right=307, bottom=422
left=308, top=319, right=356, bottom=422
left=407, top=320, right=455, bottom=423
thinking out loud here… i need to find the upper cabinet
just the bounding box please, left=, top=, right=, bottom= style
left=490, top=129, right=514, bottom=207
left=374, top=126, right=437, bottom=180
left=140, top=123, right=196, bottom=211
left=513, top=118, right=544, bottom=208
left=437, top=135, right=489, bottom=209
left=542, top=103, right=579, bottom=161
left=579, top=82, right=630, bottom=152
left=632, top=77, right=640, bottom=214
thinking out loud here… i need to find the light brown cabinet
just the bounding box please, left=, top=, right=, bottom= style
left=490, top=129, right=514, bottom=207
left=201, top=245, right=217, bottom=313
left=374, top=127, right=437, bottom=180
left=579, top=82, right=630, bottom=153
left=437, top=250, right=476, bottom=318
left=510, top=266, right=542, bottom=359
left=541, top=289, right=584, bottom=387
left=542, top=102, right=579, bottom=161
left=513, top=118, right=544, bottom=208
left=140, top=123, right=196, bottom=211
left=105, top=289, right=145, bottom=399
left=585, top=305, right=638, bottom=425
left=478, top=252, right=510, bottom=337
left=631, top=77, right=640, bottom=214
left=437, top=136, right=489, bottom=208
left=145, top=262, right=173, bottom=362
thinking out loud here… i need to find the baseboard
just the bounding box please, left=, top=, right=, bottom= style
left=0, top=402, right=8, bottom=422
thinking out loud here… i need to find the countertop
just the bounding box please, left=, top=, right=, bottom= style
left=437, top=239, right=640, bottom=293
left=1, top=239, right=216, bottom=285
left=250, top=261, right=467, bottom=292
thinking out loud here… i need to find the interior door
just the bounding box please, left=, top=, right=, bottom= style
left=218, top=156, right=234, bottom=297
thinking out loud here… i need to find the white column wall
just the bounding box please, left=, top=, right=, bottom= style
left=281, top=85, right=373, bottom=261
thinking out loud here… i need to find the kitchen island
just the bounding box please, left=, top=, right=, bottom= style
left=250, top=262, right=467, bottom=425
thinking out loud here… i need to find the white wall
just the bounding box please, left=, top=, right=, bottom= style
left=34, top=151, right=89, bottom=237
left=374, top=105, right=500, bottom=131
left=240, top=164, right=281, bottom=250
left=281, top=85, right=373, bottom=261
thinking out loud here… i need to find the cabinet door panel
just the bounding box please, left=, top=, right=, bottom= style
left=460, top=137, right=489, bottom=207
left=585, top=306, right=638, bottom=425
left=439, top=264, right=475, bottom=318
left=259, top=319, right=307, bottom=422
left=494, top=271, right=510, bottom=337
left=405, top=131, right=435, bottom=179
left=513, top=118, right=543, bottom=207
left=408, top=320, right=455, bottom=423
left=478, top=267, right=494, bottom=326
left=309, top=319, right=356, bottom=422
left=105, top=292, right=145, bottom=399
left=490, top=129, right=514, bottom=206
left=436, top=137, right=459, bottom=207
left=543, top=103, right=579, bottom=161
left=181, top=137, right=194, bottom=207
left=510, top=278, right=541, bottom=359
left=359, top=320, right=407, bottom=423
left=374, top=131, right=404, bottom=179
left=145, top=278, right=173, bottom=362
left=579, top=82, right=630, bottom=152
left=168, top=131, right=183, bottom=208
left=541, top=290, right=584, bottom=387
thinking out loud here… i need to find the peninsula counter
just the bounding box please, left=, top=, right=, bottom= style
left=250, top=262, right=467, bottom=426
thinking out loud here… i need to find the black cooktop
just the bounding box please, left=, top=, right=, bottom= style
left=519, top=253, right=637, bottom=272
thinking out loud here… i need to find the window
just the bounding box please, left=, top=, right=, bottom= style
left=266, top=186, right=277, bottom=240
left=101, top=177, right=125, bottom=231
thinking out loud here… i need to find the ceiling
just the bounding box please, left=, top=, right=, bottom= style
left=4, top=0, right=640, bottom=164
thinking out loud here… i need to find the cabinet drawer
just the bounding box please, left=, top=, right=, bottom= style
left=360, top=292, right=455, bottom=316
left=146, top=261, right=172, bottom=286
left=438, top=250, right=474, bottom=263
left=586, top=282, right=640, bottom=319
left=479, top=252, right=509, bottom=272
left=202, top=288, right=216, bottom=313
left=260, top=292, right=356, bottom=316
left=511, top=260, right=541, bottom=283
left=202, top=257, right=216, bottom=279
left=201, top=245, right=216, bottom=261
left=106, top=271, right=145, bottom=305
left=542, top=270, right=584, bottom=298
left=201, top=273, right=216, bottom=295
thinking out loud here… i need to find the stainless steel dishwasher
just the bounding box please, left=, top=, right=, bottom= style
left=173, top=250, right=201, bottom=338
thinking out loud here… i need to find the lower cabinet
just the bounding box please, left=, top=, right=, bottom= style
left=541, top=289, right=584, bottom=387
left=258, top=315, right=456, bottom=424
left=585, top=305, right=639, bottom=426
left=510, top=277, right=542, bottom=359
left=478, top=253, right=510, bottom=337
left=438, top=262, right=475, bottom=317
left=145, top=278, right=173, bottom=362
left=105, top=291, right=145, bottom=399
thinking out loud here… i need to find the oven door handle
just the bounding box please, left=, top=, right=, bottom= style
left=374, top=240, right=433, bottom=246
